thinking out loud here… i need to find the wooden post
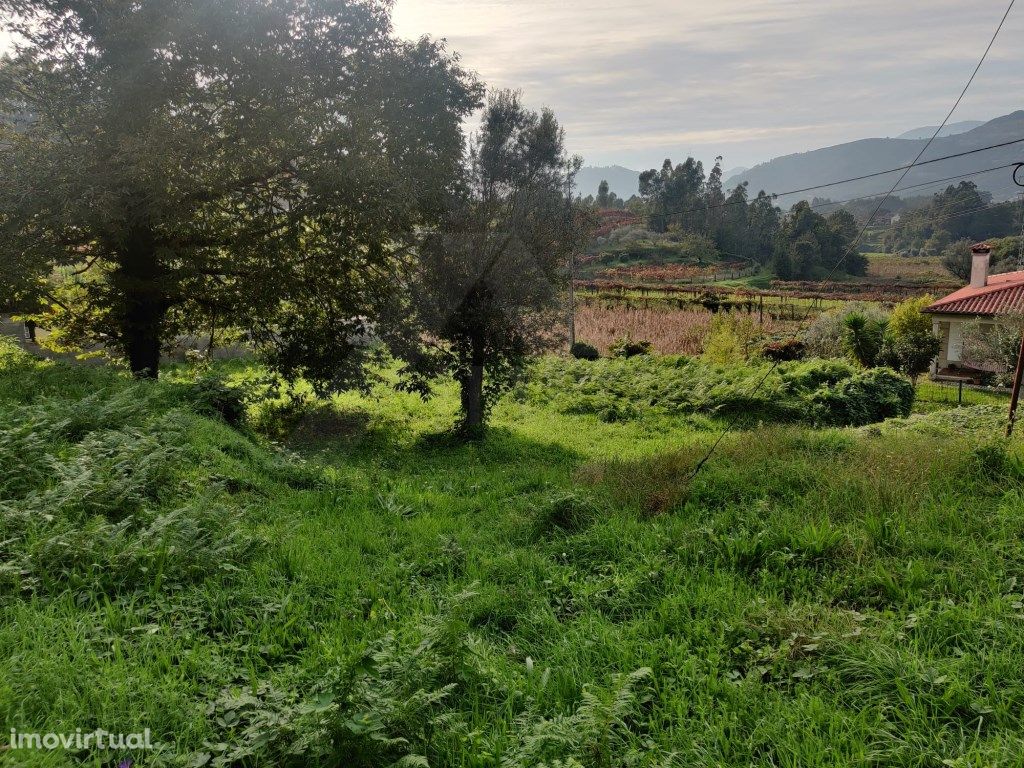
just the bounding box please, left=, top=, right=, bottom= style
left=758, top=295, right=763, bottom=325
left=1007, top=335, right=1024, bottom=437
left=567, top=249, right=576, bottom=349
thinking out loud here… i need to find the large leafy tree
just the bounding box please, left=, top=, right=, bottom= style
left=0, top=0, right=480, bottom=384
left=402, top=91, right=590, bottom=435
left=772, top=202, right=863, bottom=279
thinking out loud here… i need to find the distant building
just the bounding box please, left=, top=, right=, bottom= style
left=924, top=242, right=1024, bottom=379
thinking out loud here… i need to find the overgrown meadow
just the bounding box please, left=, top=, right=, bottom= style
left=2, top=337, right=1024, bottom=767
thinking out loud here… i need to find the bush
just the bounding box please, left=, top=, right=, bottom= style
left=569, top=341, right=600, bottom=361
left=609, top=336, right=652, bottom=358
left=807, top=367, right=914, bottom=426
left=188, top=372, right=249, bottom=425
left=762, top=338, right=806, bottom=362
left=703, top=314, right=759, bottom=364
left=526, top=356, right=913, bottom=427
left=804, top=302, right=889, bottom=359
left=842, top=312, right=887, bottom=367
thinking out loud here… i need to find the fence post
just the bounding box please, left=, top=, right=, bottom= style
left=958, top=380, right=963, bottom=405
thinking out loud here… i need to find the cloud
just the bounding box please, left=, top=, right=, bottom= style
left=392, top=0, right=1024, bottom=169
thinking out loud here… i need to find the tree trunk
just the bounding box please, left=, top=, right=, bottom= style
left=459, top=331, right=486, bottom=436
left=116, top=224, right=166, bottom=379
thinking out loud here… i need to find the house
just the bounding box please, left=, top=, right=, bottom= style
left=924, top=242, right=1024, bottom=379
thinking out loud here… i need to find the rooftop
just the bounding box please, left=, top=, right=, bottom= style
left=925, top=269, right=1024, bottom=316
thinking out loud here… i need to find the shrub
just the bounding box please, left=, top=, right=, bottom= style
left=878, top=329, right=940, bottom=384
left=526, top=356, right=912, bottom=427
left=842, top=312, right=887, bottom=367
left=876, top=296, right=940, bottom=383
left=961, top=312, right=1024, bottom=385
left=569, top=341, right=600, bottom=361
left=803, top=302, right=889, bottom=359
left=703, top=315, right=760, bottom=364
left=188, top=372, right=249, bottom=425
left=609, top=336, right=652, bottom=358
left=807, top=367, right=914, bottom=426
left=762, top=338, right=806, bottom=362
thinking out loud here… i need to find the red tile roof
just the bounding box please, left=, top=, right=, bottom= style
left=925, top=270, right=1024, bottom=316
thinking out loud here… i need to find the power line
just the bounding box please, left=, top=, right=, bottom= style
left=644, top=136, right=1024, bottom=222
left=686, top=0, right=1017, bottom=482
left=893, top=198, right=1018, bottom=229
left=805, top=162, right=1017, bottom=214
left=1016, top=193, right=1024, bottom=269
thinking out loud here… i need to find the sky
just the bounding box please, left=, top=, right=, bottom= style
left=2, top=2, right=1019, bottom=175
left=392, top=0, right=1023, bottom=173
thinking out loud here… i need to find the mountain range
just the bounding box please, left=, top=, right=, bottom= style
left=574, top=165, right=643, bottom=199
left=579, top=112, right=1023, bottom=207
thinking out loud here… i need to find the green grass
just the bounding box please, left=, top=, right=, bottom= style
left=3, top=338, right=1024, bottom=766
left=915, top=380, right=1011, bottom=412
left=715, top=269, right=774, bottom=290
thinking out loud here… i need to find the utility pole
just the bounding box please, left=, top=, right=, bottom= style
left=565, top=180, right=576, bottom=350
left=1008, top=166, right=1024, bottom=436
left=1007, top=334, right=1024, bottom=437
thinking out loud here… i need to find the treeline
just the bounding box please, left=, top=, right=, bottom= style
left=585, top=157, right=867, bottom=279
left=884, top=181, right=1020, bottom=256
left=0, top=0, right=589, bottom=434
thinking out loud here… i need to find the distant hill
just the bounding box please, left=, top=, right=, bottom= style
left=895, top=120, right=985, bottom=140
left=575, top=165, right=640, bottom=199
left=725, top=111, right=1024, bottom=208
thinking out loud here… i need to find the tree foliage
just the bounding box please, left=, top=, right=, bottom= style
left=885, top=181, right=1018, bottom=256
left=634, top=157, right=867, bottom=278
left=0, top=0, right=481, bottom=384
left=401, top=91, right=590, bottom=434
left=841, top=312, right=886, bottom=368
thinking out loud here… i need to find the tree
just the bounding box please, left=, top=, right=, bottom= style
left=827, top=209, right=867, bottom=275
left=842, top=312, right=886, bottom=367
left=403, top=91, right=589, bottom=435
left=638, top=157, right=705, bottom=233
left=0, top=0, right=480, bottom=383
left=596, top=180, right=611, bottom=209
left=887, top=295, right=935, bottom=338
left=886, top=181, right=1016, bottom=255
left=878, top=296, right=939, bottom=383
left=877, top=331, right=939, bottom=384
left=962, top=312, right=1024, bottom=386
left=703, top=157, right=725, bottom=238
left=771, top=202, right=859, bottom=279
left=940, top=239, right=974, bottom=281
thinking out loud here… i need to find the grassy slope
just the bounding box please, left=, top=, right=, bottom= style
left=2, top=341, right=1024, bottom=766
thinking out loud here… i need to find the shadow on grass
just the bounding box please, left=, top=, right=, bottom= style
left=285, top=401, right=586, bottom=480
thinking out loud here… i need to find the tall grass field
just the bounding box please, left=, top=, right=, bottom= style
left=1, top=337, right=1023, bottom=766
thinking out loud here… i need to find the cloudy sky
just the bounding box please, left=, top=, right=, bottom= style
left=2, top=1, right=1019, bottom=174
left=392, top=0, right=1022, bottom=172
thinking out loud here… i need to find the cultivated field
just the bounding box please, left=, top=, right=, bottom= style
left=574, top=302, right=800, bottom=355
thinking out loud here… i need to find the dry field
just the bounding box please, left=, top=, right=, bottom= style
left=574, top=302, right=799, bottom=355
left=865, top=253, right=957, bottom=285
left=595, top=260, right=750, bottom=283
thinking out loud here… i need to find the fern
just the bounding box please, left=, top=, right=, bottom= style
left=502, top=667, right=670, bottom=768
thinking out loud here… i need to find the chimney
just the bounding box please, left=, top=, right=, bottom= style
left=970, top=243, right=992, bottom=288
